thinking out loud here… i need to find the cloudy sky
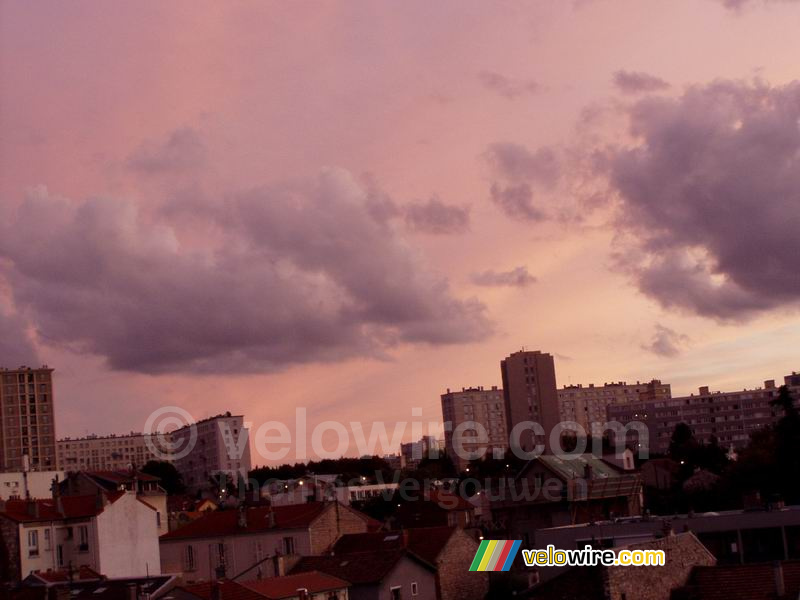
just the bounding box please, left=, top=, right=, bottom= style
left=1, top=0, right=799, bottom=462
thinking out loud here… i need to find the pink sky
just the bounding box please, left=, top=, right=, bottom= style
left=1, top=0, right=799, bottom=465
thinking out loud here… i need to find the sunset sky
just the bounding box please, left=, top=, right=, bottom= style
left=1, top=0, right=798, bottom=463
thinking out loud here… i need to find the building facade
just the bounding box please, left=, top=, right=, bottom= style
left=170, top=412, right=252, bottom=490
left=159, top=502, right=371, bottom=582
left=0, top=367, right=58, bottom=472
left=441, top=386, right=507, bottom=471
left=0, top=490, right=161, bottom=582
left=558, top=379, right=671, bottom=434
left=500, top=350, right=560, bottom=454
left=57, top=432, right=168, bottom=472
left=608, top=373, right=800, bottom=455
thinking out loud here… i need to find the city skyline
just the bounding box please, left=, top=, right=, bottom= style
left=1, top=1, right=799, bottom=451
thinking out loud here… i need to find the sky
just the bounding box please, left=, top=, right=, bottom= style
left=1, top=0, right=799, bottom=464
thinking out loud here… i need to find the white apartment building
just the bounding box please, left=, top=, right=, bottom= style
left=57, top=432, right=169, bottom=472
left=441, top=386, right=507, bottom=471
left=558, top=379, right=672, bottom=433
left=170, top=412, right=252, bottom=490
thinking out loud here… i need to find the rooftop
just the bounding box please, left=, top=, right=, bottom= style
left=160, top=502, right=337, bottom=540
left=242, top=571, right=349, bottom=599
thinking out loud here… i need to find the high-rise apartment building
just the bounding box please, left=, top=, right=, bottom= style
left=559, top=379, right=671, bottom=434
left=500, top=350, right=560, bottom=454
left=441, top=386, right=507, bottom=470
left=0, top=366, right=57, bottom=472
left=57, top=431, right=169, bottom=471
left=170, top=412, right=252, bottom=490
left=608, top=373, right=800, bottom=454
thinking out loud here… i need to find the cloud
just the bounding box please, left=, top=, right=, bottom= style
left=605, top=79, right=800, bottom=320
left=0, top=172, right=492, bottom=374
left=485, top=142, right=560, bottom=187
left=403, top=197, right=470, bottom=234
left=717, top=0, right=800, bottom=10
left=0, top=308, right=39, bottom=367
left=613, top=70, right=670, bottom=94
left=128, top=128, right=206, bottom=174
left=478, top=71, right=541, bottom=99
left=642, top=324, right=689, bottom=357
left=471, top=266, right=537, bottom=288
left=484, top=142, right=560, bottom=221
left=489, top=183, right=545, bottom=221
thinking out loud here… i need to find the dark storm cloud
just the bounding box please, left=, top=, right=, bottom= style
left=403, top=197, right=470, bottom=234
left=478, top=71, right=541, bottom=99
left=128, top=128, right=206, bottom=173
left=642, top=324, right=688, bottom=357
left=0, top=308, right=39, bottom=367
left=606, top=79, right=800, bottom=320
left=612, top=70, right=670, bottom=94
left=471, top=266, right=537, bottom=288
left=0, top=171, right=492, bottom=374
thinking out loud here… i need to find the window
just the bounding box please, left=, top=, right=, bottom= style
left=28, top=530, right=39, bottom=556
left=391, top=586, right=402, bottom=600
left=411, top=582, right=418, bottom=596
left=283, top=536, right=295, bottom=555
left=44, top=528, right=51, bottom=551
left=185, top=545, right=196, bottom=571
left=78, top=525, right=89, bottom=551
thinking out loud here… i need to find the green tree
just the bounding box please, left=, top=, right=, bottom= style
left=141, top=460, right=186, bottom=495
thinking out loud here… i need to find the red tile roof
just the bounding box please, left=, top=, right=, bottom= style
left=0, top=492, right=125, bottom=523
left=331, top=527, right=457, bottom=564
left=242, top=571, right=349, bottom=599
left=29, top=566, right=103, bottom=583
left=291, top=549, right=435, bottom=585
left=679, top=561, right=800, bottom=600
left=177, top=580, right=264, bottom=600
left=160, top=502, right=331, bottom=541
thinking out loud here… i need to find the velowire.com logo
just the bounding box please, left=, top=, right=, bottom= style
left=469, top=540, right=522, bottom=572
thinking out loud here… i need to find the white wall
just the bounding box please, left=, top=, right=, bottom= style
left=96, top=492, right=161, bottom=577
left=0, top=471, right=65, bottom=500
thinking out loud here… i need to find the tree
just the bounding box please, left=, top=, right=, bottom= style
left=141, top=460, right=186, bottom=495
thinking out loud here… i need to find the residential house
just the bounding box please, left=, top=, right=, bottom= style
left=159, top=502, right=372, bottom=582
left=0, top=490, right=161, bottom=583
left=290, top=549, right=436, bottom=600
left=60, top=470, right=168, bottom=536
left=489, top=454, right=642, bottom=546
left=330, top=527, right=488, bottom=600
left=393, top=490, right=477, bottom=531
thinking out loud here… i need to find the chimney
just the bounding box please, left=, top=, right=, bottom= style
left=210, top=582, right=223, bottom=600
left=583, top=463, right=593, bottom=480
left=273, top=554, right=286, bottom=577
left=765, top=380, right=776, bottom=389
left=95, top=489, right=107, bottom=510
left=237, top=504, right=247, bottom=528
left=699, top=386, right=710, bottom=396
left=52, top=476, right=64, bottom=515
left=773, top=561, right=785, bottom=598
left=26, top=500, right=39, bottom=519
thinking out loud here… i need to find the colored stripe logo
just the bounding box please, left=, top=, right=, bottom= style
left=469, top=540, right=521, bottom=572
